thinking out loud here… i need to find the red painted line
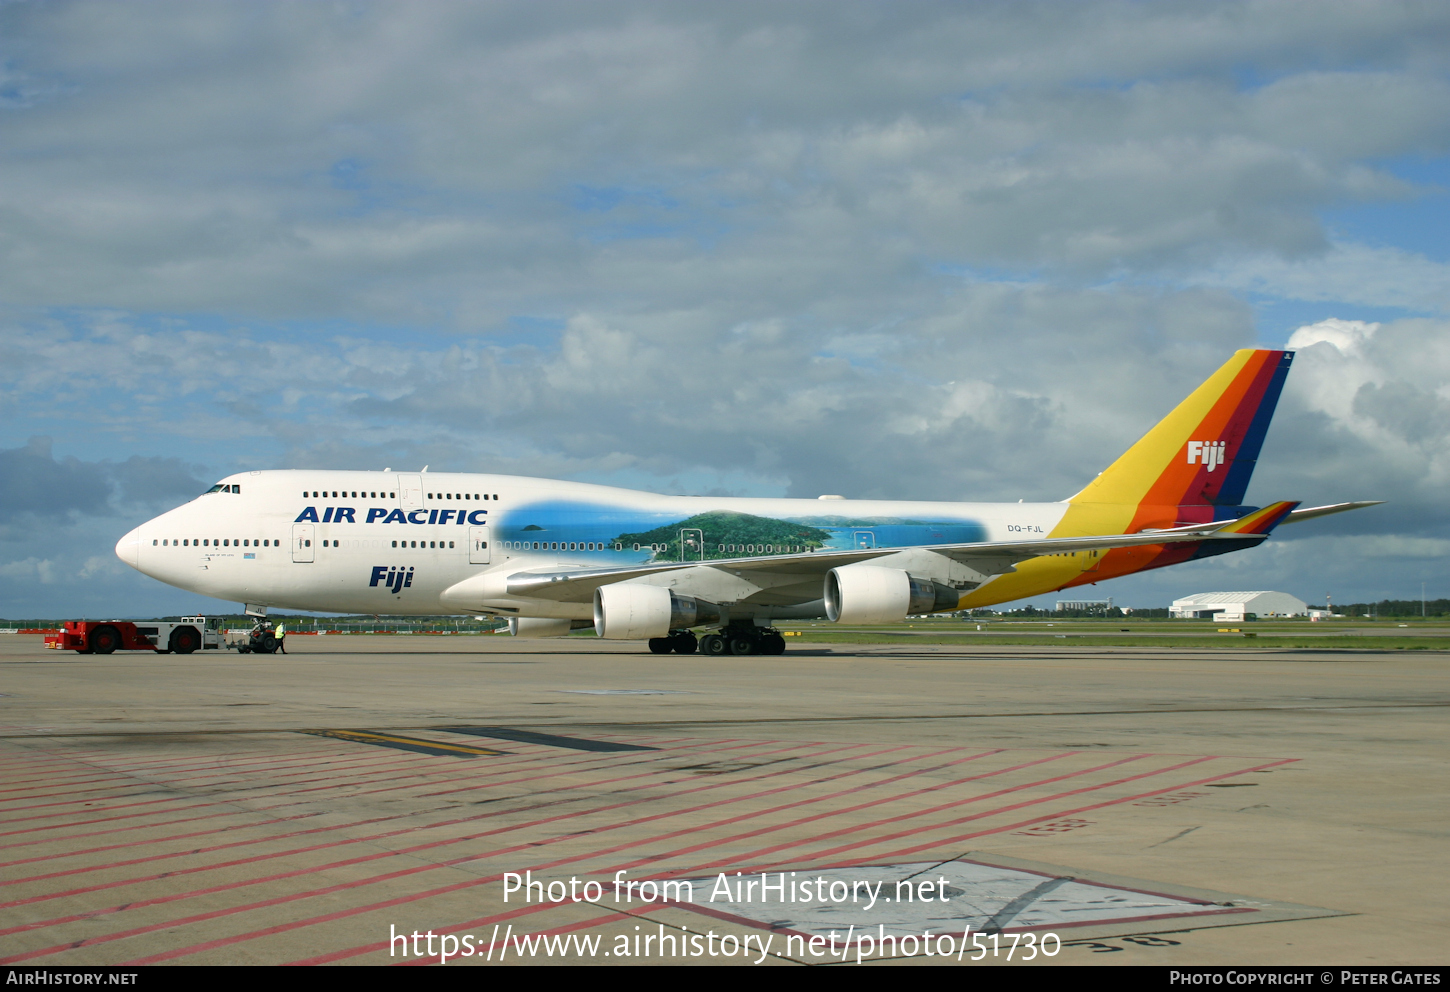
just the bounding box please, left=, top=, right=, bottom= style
left=306, top=737, right=772, bottom=802
left=0, top=793, right=203, bottom=821
left=0, top=782, right=145, bottom=805
left=8, top=736, right=722, bottom=825
left=0, top=770, right=144, bottom=793
left=282, top=743, right=709, bottom=796
left=730, top=754, right=1163, bottom=869
left=0, top=747, right=533, bottom=816
left=248, top=738, right=833, bottom=810
left=20, top=743, right=1081, bottom=965
left=293, top=753, right=1231, bottom=965
left=0, top=808, right=257, bottom=851
left=370, top=755, right=1155, bottom=955
left=1, top=800, right=605, bottom=910
left=749, top=755, right=1209, bottom=869
left=0, top=752, right=84, bottom=766
left=101, top=747, right=439, bottom=782
left=0, top=760, right=184, bottom=784
left=132, top=747, right=1016, bottom=965
left=0, top=808, right=434, bottom=890
left=0, top=783, right=164, bottom=812
left=851, top=758, right=1300, bottom=866
left=231, top=735, right=736, bottom=804
left=0, top=742, right=855, bottom=899
left=540, top=751, right=1083, bottom=880
left=48, top=735, right=553, bottom=783
left=0, top=741, right=896, bottom=952
left=0, top=801, right=216, bottom=837
left=0, top=812, right=337, bottom=870
left=293, top=749, right=1025, bottom=966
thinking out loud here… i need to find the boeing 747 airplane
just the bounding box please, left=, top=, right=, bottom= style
left=115, top=349, right=1376, bottom=655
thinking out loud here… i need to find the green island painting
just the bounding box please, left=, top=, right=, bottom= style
left=612, top=511, right=832, bottom=561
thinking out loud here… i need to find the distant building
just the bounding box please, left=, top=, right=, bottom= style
left=1170, top=591, right=1309, bottom=620
left=1056, top=598, right=1112, bottom=612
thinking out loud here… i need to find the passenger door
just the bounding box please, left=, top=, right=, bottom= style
left=469, top=525, right=491, bottom=565
left=399, top=475, right=424, bottom=512
left=292, top=523, right=315, bottom=563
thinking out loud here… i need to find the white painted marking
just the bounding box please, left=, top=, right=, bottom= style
left=680, top=860, right=1228, bottom=940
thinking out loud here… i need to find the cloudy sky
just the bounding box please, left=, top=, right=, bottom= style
left=2, top=0, right=1448, bottom=618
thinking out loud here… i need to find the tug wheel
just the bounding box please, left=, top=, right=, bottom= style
left=170, top=627, right=201, bottom=655
left=89, top=626, right=121, bottom=655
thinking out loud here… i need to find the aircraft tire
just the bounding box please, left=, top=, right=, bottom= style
left=647, top=637, right=673, bottom=654
left=671, top=632, right=698, bottom=655
left=699, top=634, right=728, bottom=656
left=90, top=626, right=121, bottom=655
left=729, top=636, right=758, bottom=656
left=761, top=633, right=786, bottom=655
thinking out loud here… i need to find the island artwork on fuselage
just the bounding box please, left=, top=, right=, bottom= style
left=116, top=349, right=1379, bottom=656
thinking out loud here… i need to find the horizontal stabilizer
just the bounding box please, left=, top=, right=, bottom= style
left=1213, top=500, right=1299, bottom=535
left=1281, top=501, right=1385, bottom=525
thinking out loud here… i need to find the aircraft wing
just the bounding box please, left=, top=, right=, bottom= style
left=488, top=513, right=1283, bottom=604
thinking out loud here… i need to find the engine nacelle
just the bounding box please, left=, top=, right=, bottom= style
left=824, top=565, right=960, bottom=623
left=507, top=617, right=575, bottom=638
left=593, top=584, right=721, bottom=640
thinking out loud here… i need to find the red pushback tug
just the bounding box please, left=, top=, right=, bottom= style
left=45, top=617, right=225, bottom=655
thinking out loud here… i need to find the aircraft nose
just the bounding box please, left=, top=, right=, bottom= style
left=115, top=526, right=143, bottom=571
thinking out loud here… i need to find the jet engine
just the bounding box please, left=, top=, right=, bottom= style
left=824, top=565, right=960, bottom=623
left=593, top=584, right=721, bottom=639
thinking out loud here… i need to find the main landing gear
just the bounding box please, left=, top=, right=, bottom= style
left=648, top=623, right=787, bottom=656
left=699, top=621, right=786, bottom=657
left=647, top=630, right=699, bottom=655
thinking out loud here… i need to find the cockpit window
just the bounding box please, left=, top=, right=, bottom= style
left=204, top=484, right=226, bottom=494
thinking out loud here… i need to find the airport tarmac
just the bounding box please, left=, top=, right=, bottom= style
left=0, top=634, right=1445, bottom=967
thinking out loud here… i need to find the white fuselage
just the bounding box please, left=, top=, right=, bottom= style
left=116, top=470, right=1070, bottom=618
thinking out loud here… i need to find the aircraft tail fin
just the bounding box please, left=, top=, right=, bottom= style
left=1071, top=349, right=1293, bottom=511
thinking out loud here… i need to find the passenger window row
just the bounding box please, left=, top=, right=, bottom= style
left=314, top=539, right=456, bottom=549
left=155, top=539, right=277, bottom=547
left=502, top=541, right=618, bottom=551
left=427, top=492, right=497, bottom=501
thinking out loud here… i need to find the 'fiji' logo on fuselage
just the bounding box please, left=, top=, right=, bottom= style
left=369, top=565, right=415, bottom=594
left=1187, top=441, right=1227, bottom=472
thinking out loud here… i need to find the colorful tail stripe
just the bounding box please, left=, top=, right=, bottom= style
left=1048, top=348, right=1294, bottom=543
left=1214, top=353, right=1293, bottom=507
left=1214, top=500, right=1299, bottom=535
left=1073, top=349, right=1292, bottom=512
